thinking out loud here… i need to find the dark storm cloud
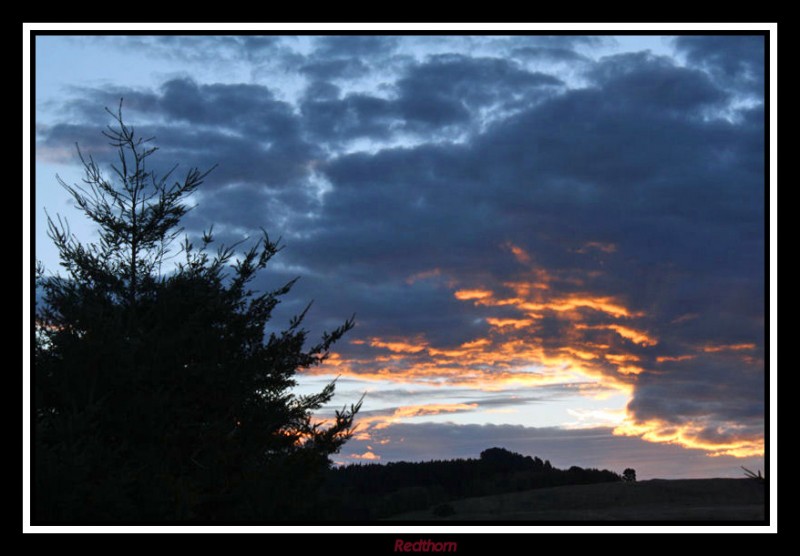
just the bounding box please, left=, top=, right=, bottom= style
left=589, top=51, right=728, bottom=114
left=301, top=94, right=399, bottom=142
left=673, top=35, right=765, bottom=94
left=289, top=40, right=763, bottom=445
left=157, top=79, right=300, bottom=138
left=267, top=267, right=488, bottom=347
left=301, top=48, right=760, bottom=283
left=301, top=54, right=562, bottom=143
left=630, top=353, right=764, bottom=423
left=303, top=81, right=341, bottom=101
left=39, top=78, right=322, bottom=203
left=38, top=36, right=765, bottom=456
left=53, top=78, right=301, bottom=141
left=395, top=54, right=562, bottom=128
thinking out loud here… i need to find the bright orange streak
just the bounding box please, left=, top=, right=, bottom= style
left=517, top=296, right=639, bottom=318
left=461, top=338, right=491, bottom=349
left=576, top=323, right=657, bottom=346
left=617, top=365, right=644, bottom=375
left=607, top=325, right=657, bottom=346
left=702, top=343, right=757, bottom=353
left=454, top=289, right=494, bottom=301
left=656, top=355, right=696, bottom=363
left=486, top=317, right=536, bottom=329
left=368, top=338, right=428, bottom=353
left=476, top=296, right=526, bottom=307
left=605, top=353, right=640, bottom=364
left=323, top=352, right=346, bottom=366
left=350, top=450, right=381, bottom=460
left=562, top=347, right=599, bottom=360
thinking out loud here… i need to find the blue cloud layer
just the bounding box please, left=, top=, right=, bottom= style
left=36, top=35, right=766, bottom=461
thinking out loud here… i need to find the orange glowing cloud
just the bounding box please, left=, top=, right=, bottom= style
left=605, top=353, right=640, bottom=365
left=311, top=244, right=760, bottom=458
left=575, top=324, right=657, bottom=346
left=523, top=296, right=642, bottom=318
left=561, top=347, right=599, bottom=360
left=505, top=242, right=533, bottom=265
left=607, top=325, right=657, bottom=346
left=504, top=280, right=550, bottom=295
left=350, top=450, right=381, bottom=460
left=616, top=365, right=644, bottom=375
left=454, top=289, right=494, bottom=301
left=351, top=403, right=481, bottom=441
left=614, top=418, right=764, bottom=458
left=368, top=337, right=428, bottom=353
left=314, top=254, right=655, bottom=393
left=656, top=355, right=696, bottom=363
left=702, top=343, right=757, bottom=353
left=486, top=317, right=537, bottom=329
left=316, top=258, right=656, bottom=400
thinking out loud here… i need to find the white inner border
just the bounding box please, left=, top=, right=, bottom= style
left=22, top=21, right=778, bottom=535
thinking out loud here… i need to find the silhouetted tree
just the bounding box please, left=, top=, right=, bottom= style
left=34, top=103, right=361, bottom=521
left=480, top=447, right=529, bottom=472
left=623, top=468, right=637, bottom=482
left=325, top=448, right=622, bottom=517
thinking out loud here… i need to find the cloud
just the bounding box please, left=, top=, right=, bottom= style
left=588, top=51, right=729, bottom=114
left=84, top=35, right=291, bottom=65
left=313, top=36, right=401, bottom=58
left=511, top=46, right=591, bottom=64
left=395, top=54, right=562, bottom=128
left=301, top=93, right=399, bottom=143
left=673, top=35, right=765, bottom=95
left=37, top=35, right=765, bottom=462
left=300, top=58, right=370, bottom=81
left=299, top=53, right=563, bottom=145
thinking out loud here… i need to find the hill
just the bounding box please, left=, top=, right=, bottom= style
left=321, top=447, right=622, bottom=519
left=389, top=478, right=765, bottom=521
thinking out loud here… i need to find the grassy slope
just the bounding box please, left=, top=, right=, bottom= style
left=390, top=478, right=765, bottom=521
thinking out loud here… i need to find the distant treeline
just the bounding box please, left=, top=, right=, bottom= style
left=319, top=447, right=622, bottom=519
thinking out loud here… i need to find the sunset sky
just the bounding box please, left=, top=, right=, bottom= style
left=34, top=32, right=768, bottom=479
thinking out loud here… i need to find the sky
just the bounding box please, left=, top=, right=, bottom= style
left=33, top=32, right=768, bottom=479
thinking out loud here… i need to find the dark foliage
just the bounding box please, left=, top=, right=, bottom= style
left=34, top=104, right=360, bottom=521
left=622, top=468, right=637, bottom=482
left=741, top=466, right=764, bottom=483
left=322, top=447, right=622, bottom=518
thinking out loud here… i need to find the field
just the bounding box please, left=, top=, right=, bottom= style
left=390, top=478, right=765, bottom=521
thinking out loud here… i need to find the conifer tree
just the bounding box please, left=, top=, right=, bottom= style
left=35, top=103, right=361, bottom=521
